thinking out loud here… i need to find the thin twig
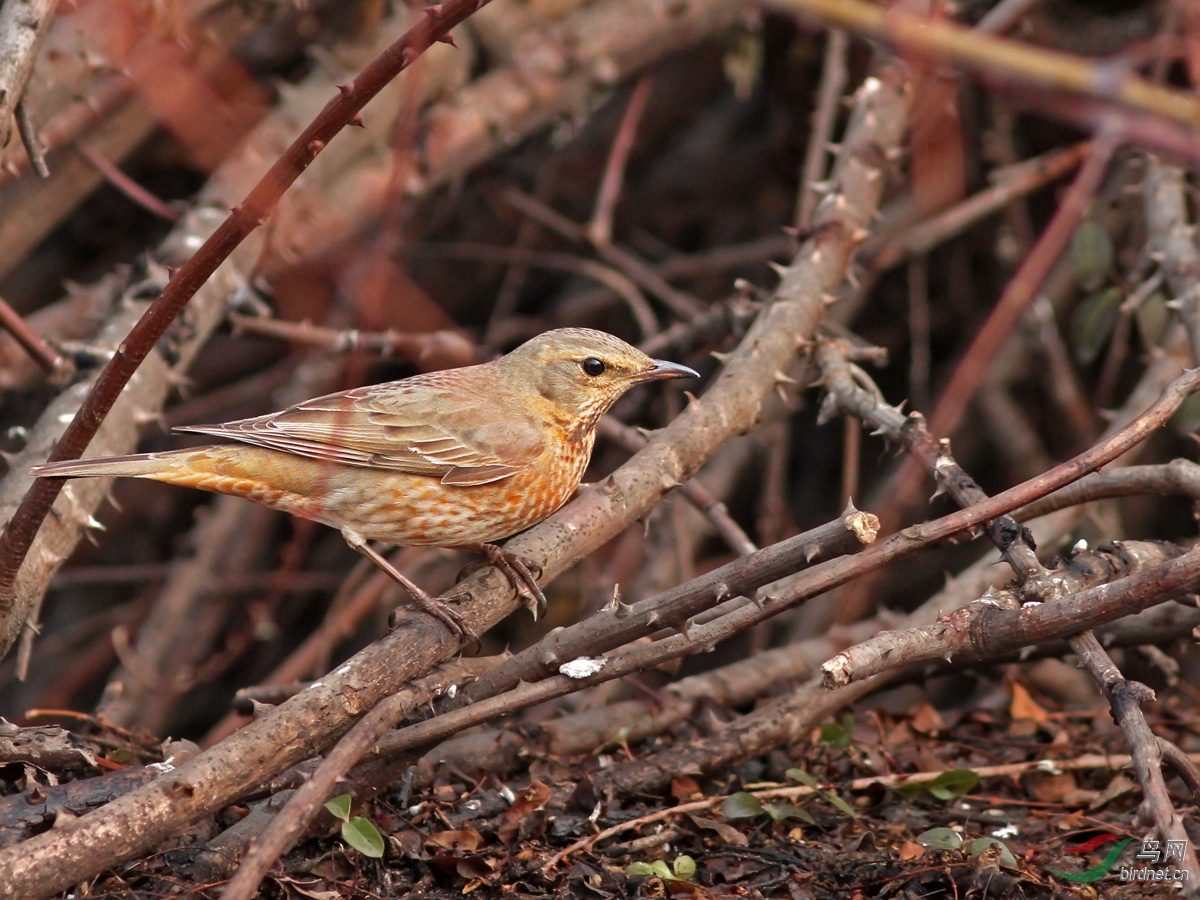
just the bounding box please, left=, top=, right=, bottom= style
left=772, top=0, right=1200, bottom=132
left=74, top=143, right=181, bottom=222
left=0, top=294, right=66, bottom=377
left=796, top=29, right=849, bottom=231
left=587, top=75, right=653, bottom=247
left=14, top=102, right=48, bottom=179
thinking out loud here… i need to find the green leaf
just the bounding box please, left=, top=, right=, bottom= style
left=1070, top=287, right=1123, bottom=365
left=764, top=802, right=815, bottom=824
left=673, top=855, right=697, bottom=879
left=820, top=790, right=859, bottom=820
left=626, top=862, right=657, bottom=877
left=927, top=769, right=980, bottom=801
left=785, top=768, right=817, bottom=787
left=783, top=768, right=856, bottom=819
left=324, top=794, right=352, bottom=822
left=721, top=792, right=763, bottom=819
left=1070, top=220, right=1113, bottom=290
left=650, top=860, right=674, bottom=880
left=1136, top=292, right=1170, bottom=348
left=967, top=837, right=1018, bottom=868
left=818, top=722, right=851, bottom=748
left=916, top=827, right=963, bottom=851
left=342, top=816, right=385, bottom=858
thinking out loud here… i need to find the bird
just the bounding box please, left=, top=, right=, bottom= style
left=32, top=328, right=699, bottom=639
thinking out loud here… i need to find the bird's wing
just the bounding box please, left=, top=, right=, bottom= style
left=178, top=377, right=544, bottom=486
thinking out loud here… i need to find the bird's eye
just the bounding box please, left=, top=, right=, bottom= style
left=582, top=357, right=606, bottom=377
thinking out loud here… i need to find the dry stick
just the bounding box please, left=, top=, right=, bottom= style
left=458, top=512, right=874, bottom=705
left=816, top=342, right=1200, bottom=886
left=1070, top=630, right=1200, bottom=892
left=0, top=0, right=487, bottom=617
left=73, top=142, right=181, bottom=222
left=597, top=418, right=758, bottom=557
left=226, top=316, right=481, bottom=371
left=772, top=0, right=1200, bottom=131
left=864, top=142, right=1088, bottom=273
left=536, top=234, right=791, bottom=341
left=1144, top=160, right=1200, bottom=365
left=975, top=0, right=1050, bottom=33
left=0, top=71, right=128, bottom=188
left=0, top=0, right=58, bottom=153
left=202, top=562, right=391, bottom=746
left=796, top=29, right=849, bottom=231
left=0, top=293, right=66, bottom=377
left=13, top=102, right=48, bottom=178
left=928, top=126, right=1118, bottom=461
left=0, top=53, right=911, bottom=900
left=587, top=74, right=653, bottom=248
left=219, top=656, right=498, bottom=900
left=503, top=188, right=707, bottom=321
left=398, top=241, right=660, bottom=339
left=1013, top=459, right=1200, bottom=522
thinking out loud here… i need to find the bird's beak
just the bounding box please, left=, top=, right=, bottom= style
left=643, top=359, right=700, bottom=382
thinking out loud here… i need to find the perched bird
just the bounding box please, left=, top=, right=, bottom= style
left=33, top=328, right=698, bottom=638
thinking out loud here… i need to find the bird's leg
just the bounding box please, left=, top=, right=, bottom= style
left=340, top=528, right=476, bottom=643
left=456, top=542, right=546, bottom=620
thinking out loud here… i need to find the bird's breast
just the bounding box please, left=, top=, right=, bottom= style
left=321, top=425, right=595, bottom=546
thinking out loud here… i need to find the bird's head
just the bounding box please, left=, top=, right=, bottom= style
left=500, top=328, right=698, bottom=438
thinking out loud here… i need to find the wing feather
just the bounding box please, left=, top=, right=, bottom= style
left=178, top=373, right=543, bottom=482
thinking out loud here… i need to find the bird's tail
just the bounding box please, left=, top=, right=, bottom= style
left=31, top=448, right=213, bottom=480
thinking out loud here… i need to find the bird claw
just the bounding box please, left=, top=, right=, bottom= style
left=458, top=543, right=547, bottom=620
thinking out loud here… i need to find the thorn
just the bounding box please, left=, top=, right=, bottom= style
left=437, top=32, right=458, bottom=47
left=349, top=113, right=365, bottom=128
left=337, top=83, right=353, bottom=97
left=601, top=585, right=621, bottom=613
left=306, top=139, right=325, bottom=156
left=710, top=350, right=731, bottom=363
left=768, top=261, right=789, bottom=278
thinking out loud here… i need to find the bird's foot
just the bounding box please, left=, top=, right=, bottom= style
left=458, top=543, right=546, bottom=620
left=341, top=528, right=477, bottom=644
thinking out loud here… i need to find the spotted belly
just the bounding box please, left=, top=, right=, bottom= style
left=150, top=438, right=593, bottom=547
